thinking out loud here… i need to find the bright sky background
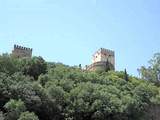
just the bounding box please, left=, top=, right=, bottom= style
left=0, top=0, right=160, bottom=76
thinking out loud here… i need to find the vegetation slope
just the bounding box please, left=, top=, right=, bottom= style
left=0, top=53, right=160, bottom=120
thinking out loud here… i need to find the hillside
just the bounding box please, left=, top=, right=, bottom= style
left=0, top=54, right=160, bottom=120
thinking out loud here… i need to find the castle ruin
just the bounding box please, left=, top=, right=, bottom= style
left=86, top=48, right=115, bottom=71
left=12, top=45, right=32, bottom=58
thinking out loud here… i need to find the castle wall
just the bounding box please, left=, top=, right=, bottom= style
left=87, top=61, right=109, bottom=71
left=92, top=51, right=102, bottom=63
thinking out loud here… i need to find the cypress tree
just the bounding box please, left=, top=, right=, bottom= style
left=124, top=68, right=129, bottom=81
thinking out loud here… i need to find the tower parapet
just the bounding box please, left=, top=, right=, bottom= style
left=14, top=44, right=33, bottom=51
left=12, top=44, right=32, bottom=58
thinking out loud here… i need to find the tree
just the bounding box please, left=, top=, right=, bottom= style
left=20, top=56, right=47, bottom=79
left=38, top=74, right=49, bottom=87
left=124, top=69, right=129, bottom=81
left=139, top=53, right=160, bottom=84
left=0, top=111, right=4, bottom=120
left=0, top=54, right=19, bottom=75
left=4, top=99, right=26, bottom=120
left=18, top=111, right=39, bottom=120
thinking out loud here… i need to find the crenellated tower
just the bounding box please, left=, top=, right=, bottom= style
left=12, top=44, right=32, bottom=58
left=86, top=48, right=115, bottom=71
left=92, top=48, right=115, bottom=67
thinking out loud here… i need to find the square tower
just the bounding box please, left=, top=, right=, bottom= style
left=92, top=48, right=115, bottom=69
left=12, top=45, right=32, bottom=58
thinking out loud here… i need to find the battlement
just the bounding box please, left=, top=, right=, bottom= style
left=93, top=48, right=114, bottom=57
left=14, top=44, right=32, bottom=52
left=12, top=44, right=32, bottom=58
left=92, top=48, right=115, bottom=63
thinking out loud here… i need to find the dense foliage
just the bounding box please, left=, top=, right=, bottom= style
left=0, top=54, right=160, bottom=120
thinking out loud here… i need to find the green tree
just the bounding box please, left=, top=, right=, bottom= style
left=124, top=69, right=129, bottom=81
left=0, top=111, right=4, bottom=120
left=139, top=53, right=160, bottom=84
left=38, top=74, right=49, bottom=87
left=20, top=56, right=47, bottom=79
left=18, top=111, right=39, bottom=120
left=0, top=54, right=19, bottom=74
left=4, top=99, right=26, bottom=120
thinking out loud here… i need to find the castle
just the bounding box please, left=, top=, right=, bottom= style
left=11, top=45, right=114, bottom=71
left=12, top=45, right=32, bottom=58
left=86, top=48, right=115, bottom=71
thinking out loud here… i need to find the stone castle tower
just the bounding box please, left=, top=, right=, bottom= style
left=86, top=48, right=115, bottom=71
left=12, top=45, right=32, bottom=58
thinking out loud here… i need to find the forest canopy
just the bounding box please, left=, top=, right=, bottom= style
left=0, top=53, right=160, bottom=120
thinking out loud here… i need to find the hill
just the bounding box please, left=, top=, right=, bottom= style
left=0, top=54, right=160, bottom=120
